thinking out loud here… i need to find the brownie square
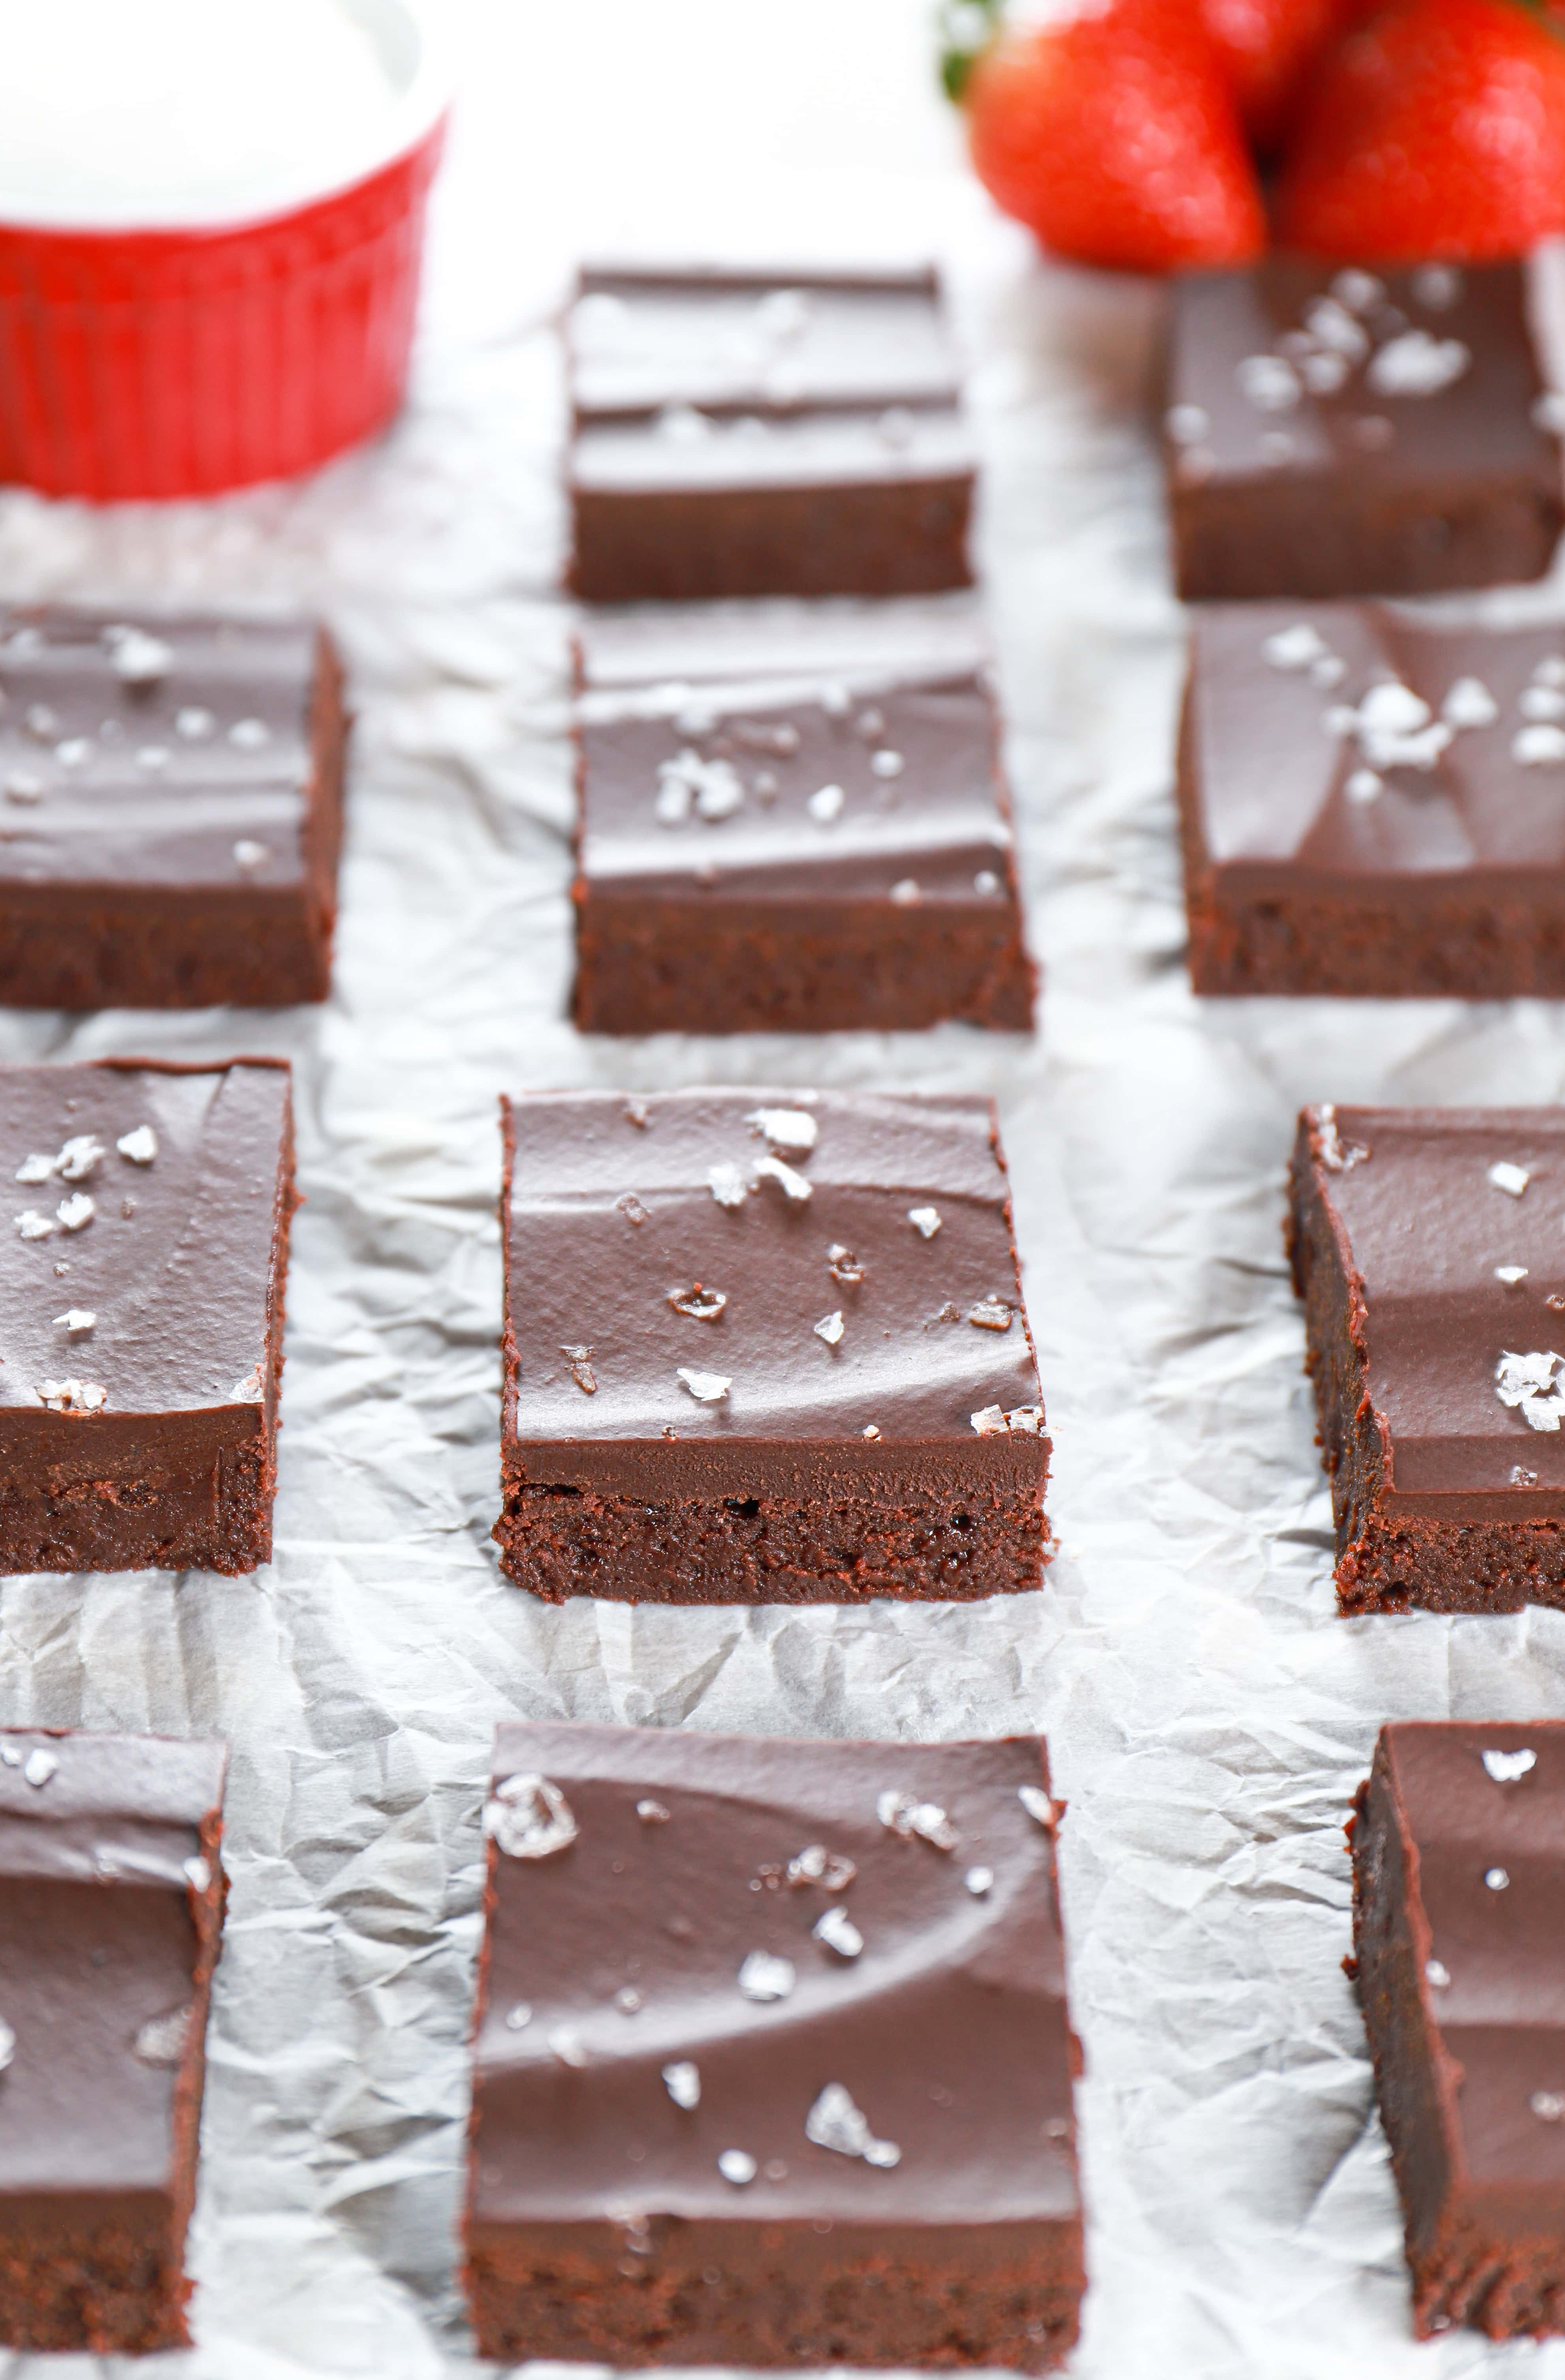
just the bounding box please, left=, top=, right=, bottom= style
left=1285, top=1102, right=1565, bottom=1614
left=568, top=266, right=976, bottom=602
left=465, top=1722, right=1085, bottom=2369
left=493, top=1088, right=1048, bottom=1603
left=0, top=606, right=347, bottom=1008
left=1180, top=600, right=1565, bottom=997
left=0, top=1057, right=295, bottom=1574
left=1351, top=1722, right=1565, bottom=2339
left=1164, top=258, right=1564, bottom=603
left=572, top=597, right=1033, bottom=1034
left=0, top=1726, right=227, bottom=2352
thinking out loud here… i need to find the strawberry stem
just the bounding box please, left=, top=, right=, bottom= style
left=1509, top=0, right=1565, bottom=44
left=938, top=0, right=1004, bottom=102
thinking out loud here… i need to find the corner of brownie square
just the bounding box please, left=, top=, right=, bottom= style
left=0, top=1057, right=295, bottom=1574
left=1287, top=1102, right=1565, bottom=1613
left=566, top=264, right=976, bottom=602
left=0, top=606, right=348, bottom=1008
left=1165, top=258, right=1564, bottom=602
left=493, top=1087, right=1049, bottom=1604
left=0, top=1726, right=227, bottom=2352
left=570, top=597, right=1034, bottom=1034
left=1179, top=600, right=1565, bottom=998
left=1351, top=1720, right=1565, bottom=2339
left=464, top=1722, right=1085, bottom=2369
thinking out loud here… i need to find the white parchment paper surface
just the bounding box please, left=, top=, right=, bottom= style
left=3, top=5, right=1565, bottom=2376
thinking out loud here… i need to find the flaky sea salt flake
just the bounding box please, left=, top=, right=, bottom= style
left=116, top=1125, right=157, bottom=1164
left=562, top=1346, right=597, bottom=1395
left=814, top=1310, right=844, bottom=1346
left=15, top=1210, right=53, bottom=1240
left=677, top=1367, right=730, bottom=1404
left=617, top=1191, right=651, bottom=1225
left=813, top=1906, right=863, bottom=1959
left=1533, top=2092, right=1565, bottom=2122
left=134, top=2006, right=190, bottom=2066
left=965, top=1866, right=994, bottom=1896
left=106, top=627, right=175, bottom=684
left=1368, top=331, right=1471, bottom=397
left=1482, top=1748, right=1537, bottom=1783
left=909, top=1206, right=942, bottom=1238
left=807, top=782, right=845, bottom=825
left=738, top=1949, right=795, bottom=2002
left=1317, top=1105, right=1369, bottom=1173
left=34, top=1378, right=105, bottom=1413
left=708, top=1162, right=748, bottom=1210
left=877, top=1789, right=958, bottom=1852
left=718, top=2149, right=757, bottom=2185
left=486, top=1772, right=578, bottom=1861
left=968, top=1296, right=1012, bottom=1332
left=805, top=2082, right=900, bottom=2168
left=755, top=1154, right=812, bottom=1202
left=1019, top=1784, right=1056, bottom=1831
left=747, top=1107, right=817, bottom=1152
left=1486, top=1866, right=1510, bottom=1891
left=1443, top=677, right=1499, bottom=728
left=55, top=1194, right=94, bottom=1232
left=1236, top=354, right=1300, bottom=412
left=1490, top=1160, right=1531, bottom=1196
left=1426, top=1959, right=1451, bottom=1989
left=23, top=1749, right=56, bottom=1788
left=229, top=718, right=270, bottom=750
left=53, top=1310, right=94, bottom=1333
left=663, top=2060, right=700, bottom=2109
left=1515, top=724, right=1565, bottom=766
left=826, top=1243, right=864, bottom=1285
left=1263, top=624, right=1330, bottom=672
left=56, top=1135, right=102, bottom=1182
left=14, top=1154, right=54, bottom=1184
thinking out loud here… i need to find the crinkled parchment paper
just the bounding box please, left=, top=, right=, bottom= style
left=3, top=5, right=1565, bottom=2376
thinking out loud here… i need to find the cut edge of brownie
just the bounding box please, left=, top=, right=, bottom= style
left=1286, top=1107, right=1565, bottom=1615
left=491, top=1093, right=1050, bottom=1606
left=0, top=1746, right=227, bottom=2352
left=0, top=1057, right=297, bottom=1577
left=570, top=896, right=1035, bottom=1037
left=1349, top=1737, right=1565, bottom=2341
left=464, top=2215, right=1082, bottom=2371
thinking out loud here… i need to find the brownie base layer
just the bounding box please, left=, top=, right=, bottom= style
left=572, top=900, right=1035, bottom=1034
left=1170, top=472, right=1564, bottom=605
left=1286, top=1126, right=1565, bottom=1614
left=1352, top=1765, right=1565, bottom=2339
left=466, top=2224, right=1082, bottom=2371
left=493, top=1475, right=1049, bottom=1604
left=570, top=480, right=974, bottom=604
left=0, top=2205, right=191, bottom=2353
left=1185, top=877, right=1565, bottom=1001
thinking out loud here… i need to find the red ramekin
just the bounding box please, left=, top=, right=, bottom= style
left=0, top=1, right=449, bottom=501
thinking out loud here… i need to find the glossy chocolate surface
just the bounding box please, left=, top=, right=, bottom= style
left=469, top=1723, right=1079, bottom=2232
left=502, top=1087, right=1044, bottom=1486
left=576, top=596, right=1018, bottom=910
left=1169, top=261, right=1556, bottom=494
left=1298, top=1105, right=1565, bottom=1500
left=0, top=1727, right=226, bottom=2199
left=1371, top=1722, right=1565, bottom=2204
left=0, top=1060, right=289, bottom=1429
left=570, top=265, right=973, bottom=492
left=1189, top=603, right=1565, bottom=887
left=0, top=609, right=322, bottom=892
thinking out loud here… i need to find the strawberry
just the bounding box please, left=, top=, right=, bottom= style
left=1200, top=0, right=1360, bottom=147
left=1276, top=0, right=1565, bottom=262
left=959, top=0, right=1266, bottom=274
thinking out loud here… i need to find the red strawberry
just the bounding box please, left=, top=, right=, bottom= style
left=1276, top=0, right=1565, bottom=261
left=1200, top=0, right=1360, bottom=148
left=962, top=0, right=1266, bottom=274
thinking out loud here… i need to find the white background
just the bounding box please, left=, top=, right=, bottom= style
left=2, top=4, right=1565, bottom=2378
